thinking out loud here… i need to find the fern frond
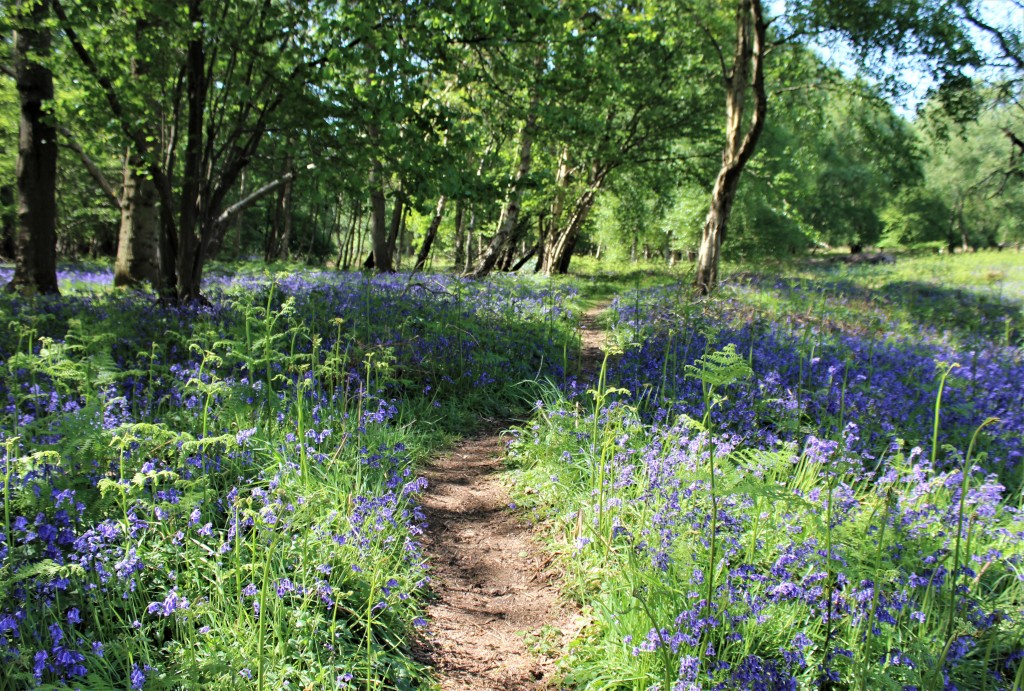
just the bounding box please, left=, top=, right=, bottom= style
left=684, top=343, right=752, bottom=388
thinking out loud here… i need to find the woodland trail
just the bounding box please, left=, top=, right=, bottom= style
left=414, top=302, right=610, bottom=690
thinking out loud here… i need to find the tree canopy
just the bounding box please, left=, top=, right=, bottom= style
left=1, top=0, right=1020, bottom=297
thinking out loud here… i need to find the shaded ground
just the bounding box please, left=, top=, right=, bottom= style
left=414, top=303, right=610, bottom=690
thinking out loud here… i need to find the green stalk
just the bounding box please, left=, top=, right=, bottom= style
left=857, top=489, right=894, bottom=685
left=700, top=377, right=718, bottom=669
left=2, top=438, right=16, bottom=567
left=660, top=329, right=675, bottom=406
left=297, top=378, right=308, bottom=480
left=935, top=416, right=999, bottom=685
left=256, top=530, right=286, bottom=691
left=931, top=363, right=960, bottom=466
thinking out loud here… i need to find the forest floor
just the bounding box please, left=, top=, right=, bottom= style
left=413, top=303, right=609, bottom=690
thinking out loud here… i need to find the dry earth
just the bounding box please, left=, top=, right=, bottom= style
left=414, top=303, right=610, bottom=690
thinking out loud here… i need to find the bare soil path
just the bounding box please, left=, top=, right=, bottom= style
left=414, top=302, right=610, bottom=690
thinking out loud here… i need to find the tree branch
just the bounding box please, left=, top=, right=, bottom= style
left=213, top=169, right=299, bottom=228
left=57, top=126, right=121, bottom=210
left=958, top=2, right=1024, bottom=72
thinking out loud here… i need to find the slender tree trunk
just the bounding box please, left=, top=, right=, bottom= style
left=452, top=201, right=466, bottom=270
left=694, top=0, right=767, bottom=295
left=467, top=99, right=538, bottom=278
left=344, top=204, right=361, bottom=269
left=305, top=179, right=323, bottom=260
left=414, top=195, right=446, bottom=272
left=464, top=208, right=477, bottom=273
left=557, top=231, right=579, bottom=273
left=452, top=149, right=490, bottom=272
left=234, top=171, right=245, bottom=258
left=534, top=214, right=547, bottom=272
left=332, top=207, right=344, bottom=268
left=8, top=0, right=59, bottom=296
left=114, top=154, right=161, bottom=290
left=395, top=203, right=409, bottom=269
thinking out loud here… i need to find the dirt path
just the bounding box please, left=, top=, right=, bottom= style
left=578, top=302, right=611, bottom=377
left=415, top=303, right=610, bottom=690
left=415, top=428, right=570, bottom=689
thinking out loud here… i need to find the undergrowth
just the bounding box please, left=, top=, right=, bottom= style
left=0, top=269, right=575, bottom=689
left=509, top=254, right=1024, bottom=690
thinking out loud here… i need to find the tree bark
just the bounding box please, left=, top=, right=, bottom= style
left=534, top=213, right=547, bottom=272
left=464, top=207, right=477, bottom=273
left=467, top=99, right=538, bottom=278
left=337, top=200, right=359, bottom=269
left=367, top=158, right=391, bottom=271
left=511, top=242, right=539, bottom=271
left=395, top=202, right=409, bottom=268
left=452, top=201, right=466, bottom=270
left=266, top=149, right=294, bottom=261
left=345, top=205, right=361, bottom=269
left=694, top=0, right=767, bottom=295
left=541, top=167, right=605, bottom=275
left=8, top=0, right=59, bottom=296
left=114, top=154, right=161, bottom=290
left=175, top=0, right=206, bottom=302
left=414, top=195, right=446, bottom=272
left=1, top=185, right=15, bottom=259
left=386, top=192, right=404, bottom=265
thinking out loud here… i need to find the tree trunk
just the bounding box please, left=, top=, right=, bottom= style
left=174, top=0, right=206, bottom=302
left=0, top=186, right=15, bottom=259
left=534, top=214, right=547, bottom=272
left=8, top=0, right=59, bottom=296
left=498, top=241, right=515, bottom=271
left=452, top=201, right=466, bottom=270
left=267, top=149, right=294, bottom=261
left=114, top=155, right=161, bottom=290
left=386, top=192, right=404, bottom=266
left=541, top=172, right=603, bottom=275
left=464, top=208, right=477, bottom=273
left=367, top=158, right=391, bottom=271
left=694, top=0, right=767, bottom=295
left=234, top=170, right=245, bottom=258
left=556, top=227, right=580, bottom=273
left=539, top=149, right=608, bottom=275
left=511, top=243, right=538, bottom=272
left=467, top=98, right=538, bottom=278
left=414, top=195, right=446, bottom=272
left=394, top=202, right=408, bottom=269
left=345, top=205, right=362, bottom=269
left=337, top=201, right=358, bottom=269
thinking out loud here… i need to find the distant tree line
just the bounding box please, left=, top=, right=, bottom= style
left=0, top=0, right=1017, bottom=300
